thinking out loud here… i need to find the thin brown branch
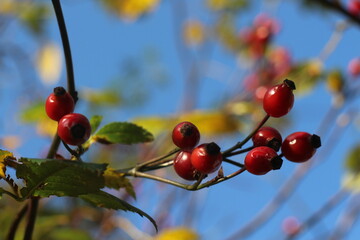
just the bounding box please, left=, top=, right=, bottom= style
left=319, top=0, right=360, bottom=27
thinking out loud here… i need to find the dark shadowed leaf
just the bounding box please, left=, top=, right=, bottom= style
left=93, top=122, right=154, bottom=144
left=79, top=190, right=157, bottom=231
left=16, top=158, right=107, bottom=199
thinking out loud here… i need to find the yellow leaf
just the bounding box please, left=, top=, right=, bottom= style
left=133, top=110, right=240, bottom=137
left=156, top=227, right=199, bottom=240
left=104, top=168, right=136, bottom=198
left=183, top=20, right=205, bottom=46
left=0, top=150, right=14, bottom=179
left=180, top=110, right=239, bottom=135
left=36, top=42, right=62, bottom=85
left=103, top=0, right=159, bottom=21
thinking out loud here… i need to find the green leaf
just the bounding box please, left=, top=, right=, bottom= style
left=46, top=228, right=92, bottom=240
left=104, top=168, right=136, bottom=199
left=89, top=115, right=103, bottom=134
left=0, top=188, right=4, bottom=199
left=79, top=190, right=157, bottom=231
left=93, top=122, right=154, bottom=144
left=16, top=158, right=107, bottom=199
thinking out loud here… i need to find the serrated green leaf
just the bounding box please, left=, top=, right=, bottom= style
left=16, top=158, right=107, bottom=199
left=90, top=115, right=103, bottom=134
left=79, top=190, right=157, bottom=231
left=104, top=168, right=136, bottom=199
left=93, top=122, right=154, bottom=145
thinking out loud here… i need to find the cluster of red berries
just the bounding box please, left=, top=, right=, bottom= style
left=45, top=87, right=91, bottom=146
left=246, top=127, right=321, bottom=175
left=172, top=121, right=222, bottom=180
left=247, top=79, right=321, bottom=175
left=171, top=79, right=321, bottom=179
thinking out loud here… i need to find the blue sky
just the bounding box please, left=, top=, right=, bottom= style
left=3, top=0, right=360, bottom=239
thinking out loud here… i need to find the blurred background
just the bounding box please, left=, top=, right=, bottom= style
left=1, top=0, right=360, bottom=239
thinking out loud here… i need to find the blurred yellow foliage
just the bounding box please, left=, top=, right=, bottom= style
left=36, top=43, right=62, bottom=85
left=326, top=70, right=344, bottom=93
left=133, top=110, right=239, bottom=137
left=183, top=20, right=205, bottom=46
left=36, top=119, right=58, bottom=137
left=155, top=227, right=199, bottom=240
left=206, top=0, right=227, bottom=11
left=306, top=59, right=323, bottom=77
left=342, top=173, right=360, bottom=193
left=1, top=136, right=22, bottom=150
left=102, top=0, right=159, bottom=21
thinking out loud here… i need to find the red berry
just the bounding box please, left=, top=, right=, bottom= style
left=282, top=216, right=301, bottom=236
left=58, top=113, right=91, bottom=146
left=348, top=58, right=360, bottom=77
left=281, top=132, right=321, bottom=163
left=252, top=126, right=282, bottom=151
left=245, top=146, right=282, bottom=175
left=172, top=121, right=200, bottom=150
left=263, top=79, right=295, bottom=118
left=348, top=0, right=360, bottom=15
left=173, top=151, right=199, bottom=181
left=45, top=87, right=75, bottom=121
left=191, top=142, right=222, bottom=174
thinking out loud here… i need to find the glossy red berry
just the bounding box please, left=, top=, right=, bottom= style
left=191, top=142, right=222, bottom=174
left=348, top=0, right=360, bottom=15
left=281, top=132, right=321, bottom=163
left=252, top=126, right=282, bottom=151
left=263, top=79, right=295, bottom=118
left=245, top=146, right=282, bottom=175
left=58, top=113, right=91, bottom=146
left=45, top=87, right=75, bottom=121
left=173, top=151, right=199, bottom=181
left=172, top=121, right=200, bottom=150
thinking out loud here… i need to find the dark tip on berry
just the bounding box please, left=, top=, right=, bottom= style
left=268, top=138, right=281, bottom=152
left=71, top=124, right=86, bottom=139
left=180, top=123, right=195, bottom=137
left=53, top=86, right=66, bottom=96
left=283, top=79, right=296, bottom=90
left=271, top=156, right=283, bottom=170
left=206, top=142, right=221, bottom=155
left=311, top=134, right=321, bottom=149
